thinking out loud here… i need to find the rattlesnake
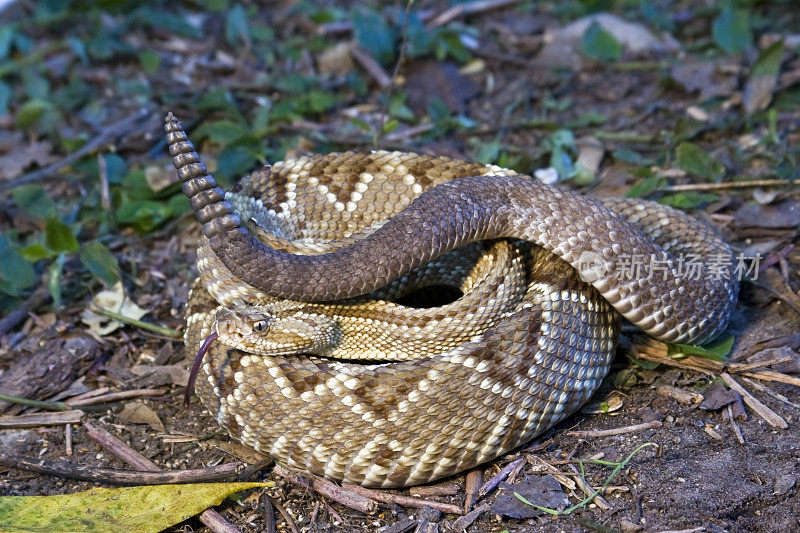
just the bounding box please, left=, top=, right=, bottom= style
left=166, top=113, right=738, bottom=488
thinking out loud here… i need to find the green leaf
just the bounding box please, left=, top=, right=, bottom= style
left=11, top=185, right=57, bottom=219
left=102, top=153, right=129, bottom=184
left=0, top=233, right=35, bottom=296
left=0, top=25, right=14, bottom=61
left=626, top=175, right=665, bottom=197
left=581, top=20, right=622, bottom=62
left=197, top=119, right=250, bottom=145
left=743, top=40, right=784, bottom=114
left=15, top=99, right=52, bottom=129
left=669, top=335, right=735, bottom=361
left=44, top=218, right=79, bottom=254
left=751, top=40, right=784, bottom=79
left=66, top=36, right=88, bottom=64
left=712, top=5, right=752, bottom=55
left=48, top=253, right=64, bottom=308
left=225, top=4, right=250, bottom=47
left=80, top=241, right=120, bottom=286
left=475, top=137, right=501, bottom=164
left=613, top=148, right=649, bottom=166
left=658, top=191, right=718, bottom=209
left=139, top=49, right=160, bottom=74
left=116, top=200, right=172, bottom=233
left=216, top=145, right=257, bottom=182
left=196, top=88, right=237, bottom=112
left=0, top=81, right=11, bottom=116
left=675, top=142, right=724, bottom=181
left=351, top=8, right=396, bottom=66
left=19, top=242, right=55, bottom=262
left=0, top=482, right=271, bottom=533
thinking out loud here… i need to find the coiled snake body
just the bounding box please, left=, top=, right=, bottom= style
left=166, top=114, right=738, bottom=488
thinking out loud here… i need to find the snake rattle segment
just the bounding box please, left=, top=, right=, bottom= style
left=165, top=113, right=739, bottom=488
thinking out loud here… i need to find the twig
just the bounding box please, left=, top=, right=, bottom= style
left=66, top=388, right=166, bottom=406
left=659, top=178, right=794, bottom=192
left=450, top=503, right=489, bottom=532
left=566, top=463, right=611, bottom=511
left=350, top=46, right=391, bottom=89
left=478, top=457, right=525, bottom=499
left=0, top=285, right=50, bottom=337
left=84, top=422, right=250, bottom=532
left=427, top=0, right=525, bottom=27
left=0, top=391, right=73, bottom=412
left=342, top=483, right=464, bottom=515
left=89, top=306, right=182, bottom=339
left=725, top=405, right=746, bottom=444
left=274, top=464, right=379, bottom=514
left=741, top=377, right=800, bottom=410
left=527, top=457, right=576, bottom=491
left=0, top=410, right=83, bottom=428
left=0, top=451, right=243, bottom=484
left=84, top=421, right=160, bottom=471
left=271, top=499, right=300, bottom=533
left=0, top=108, right=149, bottom=191
left=463, top=469, right=482, bottom=512
left=65, top=423, right=73, bottom=455
left=409, top=483, right=460, bottom=498
left=261, top=494, right=278, bottom=533
left=381, top=518, right=417, bottom=533
left=720, top=373, right=788, bottom=429
left=566, top=420, right=662, bottom=438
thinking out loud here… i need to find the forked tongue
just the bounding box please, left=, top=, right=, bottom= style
left=184, top=331, right=219, bottom=405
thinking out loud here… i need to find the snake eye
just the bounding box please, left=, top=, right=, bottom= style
left=253, top=319, right=269, bottom=333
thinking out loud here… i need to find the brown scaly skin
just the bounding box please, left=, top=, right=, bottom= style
left=167, top=113, right=738, bottom=487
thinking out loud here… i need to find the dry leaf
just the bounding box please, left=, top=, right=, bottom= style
left=118, top=400, right=165, bottom=432
left=81, top=282, right=147, bottom=335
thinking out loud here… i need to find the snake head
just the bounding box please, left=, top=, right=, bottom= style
left=212, top=304, right=342, bottom=357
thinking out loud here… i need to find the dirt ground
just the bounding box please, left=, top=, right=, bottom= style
left=1, top=2, right=799, bottom=532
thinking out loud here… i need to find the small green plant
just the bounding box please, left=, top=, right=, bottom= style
left=514, top=442, right=657, bottom=515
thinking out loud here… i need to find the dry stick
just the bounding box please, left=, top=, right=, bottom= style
left=0, top=108, right=149, bottom=192
left=0, top=410, right=83, bottom=428
left=720, top=373, right=788, bottom=429
left=274, top=464, right=378, bottom=515
left=566, top=463, right=611, bottom=512
left=271, top=499, right=300, bottom=533
left=322, top=500, right=343, bottom=524
left=741, top=376, right=800, bottom=410
left=528, top=457, right=576, bottom=491
left=66, top=388, right=166, bottom=406
left=342, top=483, right=464, bottom=515
left=742, top=369, right=800, bottom=388
left=261, top=494, right=278, bottom=533
left=350, top=46, right=391, bottom=89
left=725, top=406, right=746, bottom=444
left=478, top=457, right=525, bottom=499
left=0, top=451, right=243, bottom=484
left=84, top=421, right=160, bottom=471
left=65, top=423, right=73, bottom=456
left=381, top=518, right=418, bottom=533
left=0, top=285, right=50, bottom=337
left=427, top=0, right=525, bottom=26
left=409, top=483, right=460, bottom=498
left=659, top=178, right=794, bottom=192
left=451, top=503, right=490, bottom=532
left=89, top=307, right=183, bottom=339
left=463, top=469, right=482, bottom=513
left=566, top=420, right=663, bottom=439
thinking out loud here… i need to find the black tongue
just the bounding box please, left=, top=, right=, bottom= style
left=184, top=331, right=219, bottom=406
